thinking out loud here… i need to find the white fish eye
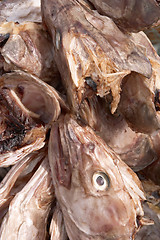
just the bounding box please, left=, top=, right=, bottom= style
left=92, top=172, right=110, bottom=191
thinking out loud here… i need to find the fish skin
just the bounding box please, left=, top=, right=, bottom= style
left=50, top=203, right=68, bottom=240
left=0, top=146, right=47, bottom=222
left=48, top=114, right=145, bottom=240
left=0, top=21, right=59, bottom=84
left=118, top=31, right=160, bottom=135
left=87, top=0, right=160, bottom=32
left=79, top=96, right=158, bottom=171
left=41, top=0, right=152, bottom=114
left=0, top=156, right=55, bottom=240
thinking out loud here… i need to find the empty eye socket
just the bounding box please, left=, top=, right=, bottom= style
left=92, top=171, right=110, bottom=191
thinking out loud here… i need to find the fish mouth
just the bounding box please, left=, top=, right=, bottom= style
left=0, top=87, right=40, bottom=154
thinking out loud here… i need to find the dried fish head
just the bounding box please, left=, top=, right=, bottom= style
left=87, top=0, right=160, bottom=32
left=79, top=96, right=158, bottom=171
left=119, top=32, right=160, bottom=134
left=0, top=71, right=62, bottom=167
left=0, top=146, right=48, bottom=223
left=0, top=21, right=59, bottom=84
left=0, top=156, right=55, bottom=240
left=42, top=0, right=152, bottom=113
left=49, top=115, right=146, bottom=240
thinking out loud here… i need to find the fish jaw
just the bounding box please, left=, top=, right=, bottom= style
left=41, top=0, right=152, bottom=113
left=49, top=115, right=145, bottom=240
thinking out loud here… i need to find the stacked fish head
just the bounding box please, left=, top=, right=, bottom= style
left=49, top=115, right=146, bottom=240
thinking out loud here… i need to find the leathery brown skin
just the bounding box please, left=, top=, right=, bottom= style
left=48, top=114, right=146, bottom=240
left=0, top=155, right=55, bottom=240
left=79, top=96, right=158, bottom=171
left=41, top=0, right=152, bottom=114
left=118, top=31, right=160, bottom=135
left=87, top=0, right=160, bottom=32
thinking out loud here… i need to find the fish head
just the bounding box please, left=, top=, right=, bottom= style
left=49, top=114, right=146, bottom=240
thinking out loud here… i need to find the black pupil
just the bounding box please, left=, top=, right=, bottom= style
left=96, top=176, right=104, bottom=186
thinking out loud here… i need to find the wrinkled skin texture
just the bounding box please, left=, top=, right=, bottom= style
left=41, top=0, right=152, bottom=114
left=0, top=0, right=41, bottom=23
left=119, top=31, right=160, bottom=134
left=50, top=203, right=68, bottom=240
left=0, top=156, right=55, bottom=240
left=135, top=203, right=160, bottom=240
left=49, top=115, right=145, bottom=240
left=87, top=0, right=160, bottom=32
left=0, top=22, right=59, bottom=83
left=79, top=96, right=158, bottom=171
left=0, top=71, right=62, bottom=167
left=0, top=146, right=47, bottom=222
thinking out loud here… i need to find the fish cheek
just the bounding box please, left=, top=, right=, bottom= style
left=72, top=195, right=129, bottom=237
left=89, top=197, right=134, bottom=238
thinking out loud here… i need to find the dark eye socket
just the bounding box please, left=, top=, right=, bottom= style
left=92, top=171, right=110, bottom=191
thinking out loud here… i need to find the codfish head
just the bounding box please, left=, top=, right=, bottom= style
left=42, top=0, right=152, bottom=114
left=49, top=115, right=146, bottom=240
left=0, top=71, right=64, bottom=167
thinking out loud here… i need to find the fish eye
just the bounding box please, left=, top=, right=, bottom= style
left=92, top=171, right=110, bottom=191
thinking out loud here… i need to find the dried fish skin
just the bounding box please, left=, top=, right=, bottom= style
left=118, top=32, right=160, bottom=134
left=0, top=22, right=59, bottom=84
left=50, top=203, right=68, bottom=240
left=41, top=0, right=152, bottom=113
left=79, top=96, right=158, bottom=171
left=119, top=72, right=160, bottom=134
left=0, top=0, right=41, bottom=23
left=49, top=115, right=146, bottom=240
left=0, top=146, right=47, bottom=223
left=87, top=0, right=160, bottom=32
left=0, top=157, right=55, bottom=240
left=0, top=71, right=62, bottom=167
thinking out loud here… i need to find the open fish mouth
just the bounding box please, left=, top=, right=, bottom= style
left=0, top=70, right=63, bottom=167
